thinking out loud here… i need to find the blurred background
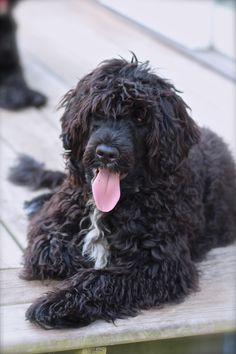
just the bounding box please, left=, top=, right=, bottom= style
left=0, top=1, right=235, bottom=353
left=3, top=0, right=235, bottom=155
left=12, top=0, right=236, bottom=151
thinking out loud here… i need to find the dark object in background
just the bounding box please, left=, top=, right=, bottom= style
left=0, top=0, right=47, bottom=110
left=8, top=154, right=65, bottom=217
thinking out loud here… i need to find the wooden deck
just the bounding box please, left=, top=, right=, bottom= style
left=0, top=1, right=236, bottom=353
left=1, top=246, right=235, bottom=354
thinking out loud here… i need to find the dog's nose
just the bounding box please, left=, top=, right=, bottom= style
left=96, top=144, right=119, bottom=163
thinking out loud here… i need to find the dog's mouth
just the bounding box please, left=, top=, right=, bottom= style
left=91, top=168, right=127, bottom=212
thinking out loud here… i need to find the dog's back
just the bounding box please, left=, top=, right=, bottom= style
left=189, top=127, right=236, bottom=257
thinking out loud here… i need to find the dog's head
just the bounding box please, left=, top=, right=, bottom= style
left=60, top=56, right=200, bottom=212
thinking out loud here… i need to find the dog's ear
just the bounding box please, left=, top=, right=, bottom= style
left=147, top=91, right=200, bottom=175
left=59, top=80, right=91, bottom=186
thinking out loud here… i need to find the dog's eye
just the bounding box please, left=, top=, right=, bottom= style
left=93, top=123, right=100, bottom=130
left=91, top=120, right=102, bottom=131
left=135, top=116, right=145, bottom=126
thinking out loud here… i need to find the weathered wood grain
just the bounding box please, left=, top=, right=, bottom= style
left=0, top=224, right=23, bottom=269
left=15, top=0, right=236, bottom=154
left=0, top=108, right=62, bottom=166
left=21, top=53, right=69, bottom=106
left=0, top=143, right=29, bottom=248
left=0, top=51, right=69, bottom=248
left=20, top=53, right=69, bottom=129
left=0, top=58, right=67, bottom=246
left=0, top=268, right=59, bottom=306
left=1, top=244, right=235, bottom=354
left=0, top=142, right=61, bottom=248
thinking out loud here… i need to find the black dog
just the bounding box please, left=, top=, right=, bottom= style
left=0, top=0, right=46, bottom=109
left=9, top=56, right=236, bottom=329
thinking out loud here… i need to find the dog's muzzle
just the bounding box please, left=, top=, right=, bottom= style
left=83, top=122, right=135, bottom=213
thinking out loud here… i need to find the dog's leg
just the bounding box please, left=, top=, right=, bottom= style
left=25, top=256, right=198, bottom=329
left=21, top=228, right=88, bottom=281
left=21, top=184, right=90, bottom=280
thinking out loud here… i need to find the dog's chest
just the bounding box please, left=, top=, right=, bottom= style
left=81, top=207, right=110, bottom=269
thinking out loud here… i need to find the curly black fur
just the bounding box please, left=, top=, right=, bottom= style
left=0, top=0, right=47, bottom=109
left=12, top=56, right=236, bottom=329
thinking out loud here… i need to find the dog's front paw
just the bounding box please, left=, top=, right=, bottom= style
left=26, top=292, right=90, bottom=329
left=26, top=297, right=58, bottom=329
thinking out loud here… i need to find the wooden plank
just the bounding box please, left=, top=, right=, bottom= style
left=15, top=0, right=236, bottom=154
left=1, top=244, right=235, bottom=354
left=20, top=53, right=70, bottom=130
left=0, top=139, right=62, bottom=248
left=70, top=348, right=107, bottom=354
left=0, top=224, right=23, bottom=269
left=21, top=53, right=69, bottom=107
left=0, top=47, right=69, bottom=248
left=1, top=302, right=234, bottom=354
left=16, top=0, right=127, bottom=84
left=1, top=143, right=28, bottom=248
left=0, top=108, right=62, bottom=165
left=0, top=268, right=58, bottom=306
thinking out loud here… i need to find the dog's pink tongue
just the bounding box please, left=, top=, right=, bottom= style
left=92, top=169, right=120, bottom=212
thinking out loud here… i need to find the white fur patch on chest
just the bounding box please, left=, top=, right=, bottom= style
left=82, top=207, right=109, bottom=269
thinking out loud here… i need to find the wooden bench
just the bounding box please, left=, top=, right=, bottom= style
left=1, top=244, right=235, bottom=354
